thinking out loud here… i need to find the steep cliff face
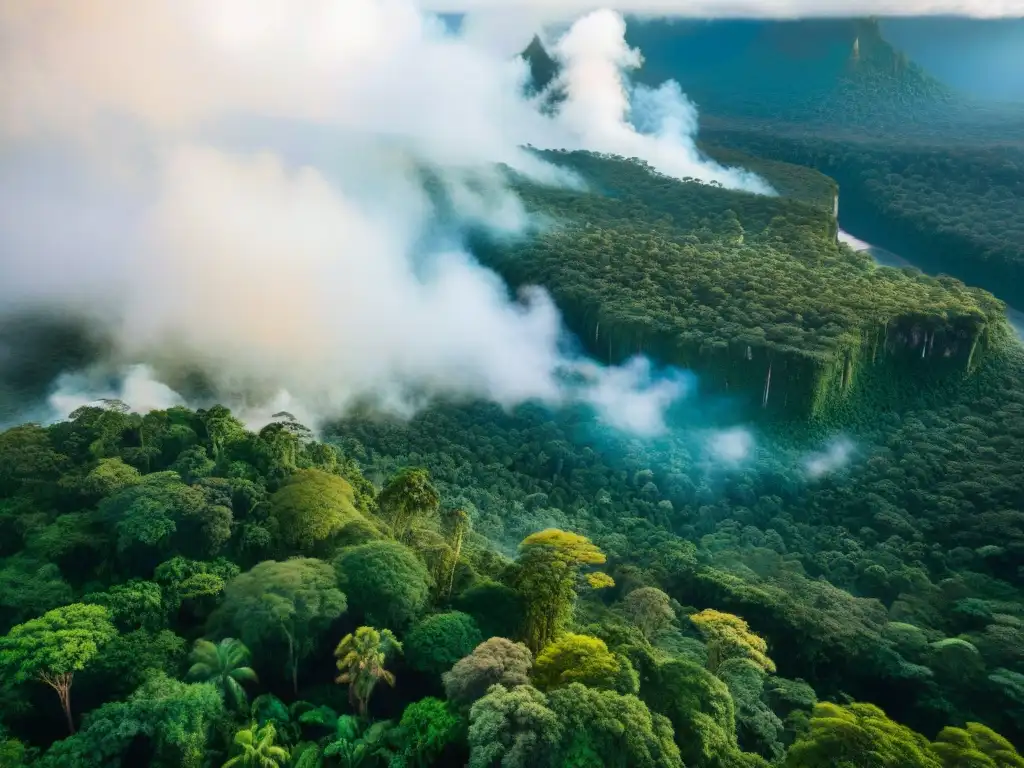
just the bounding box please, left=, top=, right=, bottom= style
left=473, top=151, right=1010, bottom=421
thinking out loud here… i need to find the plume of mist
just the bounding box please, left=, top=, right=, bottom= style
left=48, top=366, right=185, bottom=419
left=804, top=438, right=856, bottom=478
left=706, top=427, right=755, bottom=463
left=1, top=0, right=742, bottom=435
left=544, top=10, right=774, bottom=193
left=569, top=358, right=692, bottom=435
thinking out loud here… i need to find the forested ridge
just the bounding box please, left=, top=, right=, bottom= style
left=476, top=150, right=1010, bottom=419
left=703, top=128, right=1024, bottom=308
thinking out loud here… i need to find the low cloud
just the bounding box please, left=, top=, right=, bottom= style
left=543, top=10, right=774, bottom=194
left=0, top=1, right=768, bottom=435
left=707, top=427, right=755, bottom=463
left=804, top=438, right=856, bottom=478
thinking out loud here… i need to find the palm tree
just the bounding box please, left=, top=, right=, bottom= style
left=334, top=627, right=402, bottom=718
left=188, top=638, right=259, bottom=711
left=222, top=721, right=289, bottom=768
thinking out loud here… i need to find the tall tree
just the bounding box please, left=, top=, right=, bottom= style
left=187, top=638, right=259, bottom=711
left=377, top=468, right=440, bottom=543
left=511, top=529, right=610, bottom=652
left=210, top=559, right=347, bottom=694
left=436, top=508, right=471, bottom=601
left=334, top=626, right=402, bottom=719
left=0, top=603, right=116, bottom=733
left=335, top=541, right=431, bottom=630
left=198, top=405, right=246, bottom=464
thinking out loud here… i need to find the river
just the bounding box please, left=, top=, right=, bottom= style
left=838, top=229, right=1024, bottom=341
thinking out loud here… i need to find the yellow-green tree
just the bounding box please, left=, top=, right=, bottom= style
left=268, top=469, right=362, bottom=552
left=931, top=722, right=1024, bottom=768
left=690, top=609, right=775, bottom=674
left=222, top=721, right=288, bottom=768
left=533, top=633, right=635, bottom=693
left=785, top=702, right=940, bottom=768
left=511, top=529, right=612, bottom=653
left=335, top=626, right=402, bottom=718
left=0, top=603, right=117, bottom=734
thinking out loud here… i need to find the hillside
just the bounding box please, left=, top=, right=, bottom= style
left=625, top=18, right=954, bottom=131
left=475, top=150, right=1010, bottom=420
left=703, top=128, right=1024, bottom=308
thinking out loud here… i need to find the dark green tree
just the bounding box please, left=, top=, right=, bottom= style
left=405, top=611, right=483, bottom=677
left=335, top=541, right=430, bottom=630
left=467, top=684, right=561, bottom=768
left=549, top=683, right=684, bottom=768
left=394, top=697, right=463, bottom=768
left=36, top=673, right=223, bottom=768
left=377, top=468, right=440, bottom=543
left=211, top=558, right=347, bottom=694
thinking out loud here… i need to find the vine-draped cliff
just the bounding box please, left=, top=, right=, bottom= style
left=473, top=150, right=1010, bottom=420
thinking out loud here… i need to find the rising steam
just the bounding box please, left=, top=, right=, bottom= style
left=0, top=1, right=766, bottom=434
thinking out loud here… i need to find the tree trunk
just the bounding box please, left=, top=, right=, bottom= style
left=42, top=672, right=75, bottom=734
left=284, top=630, right=298, bottom=695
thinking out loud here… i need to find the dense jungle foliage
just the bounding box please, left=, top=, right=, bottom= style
left=478, top=150, right=1009, bottom=418
left=2, top=333, right=1023, bottom=767
left=2, top=22, right=1023, bottom=768
left=703, top=129, right=1024, bottom=308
